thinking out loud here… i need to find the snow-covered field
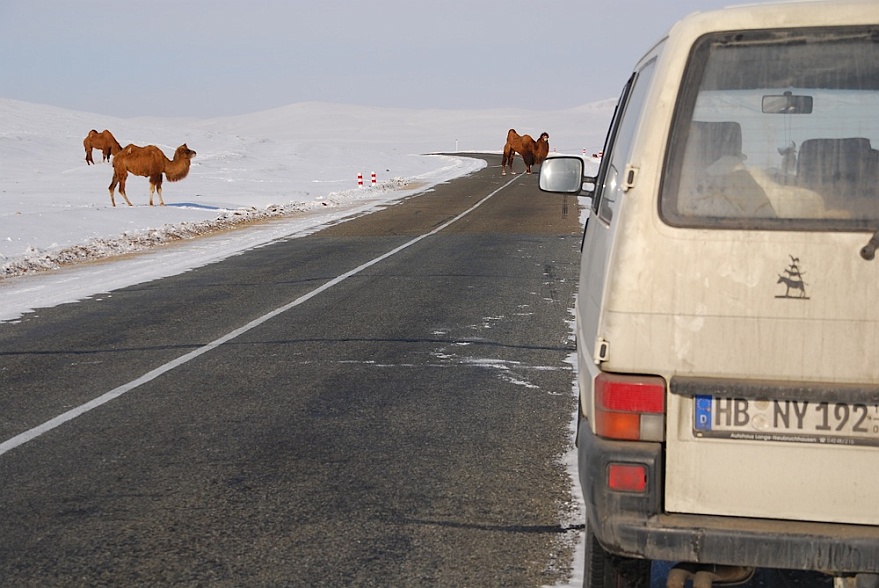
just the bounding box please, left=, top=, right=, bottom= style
left=0, top=98, right=611, bottom=323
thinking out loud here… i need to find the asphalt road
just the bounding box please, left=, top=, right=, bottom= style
left=0, top=155, right=585, bottom=586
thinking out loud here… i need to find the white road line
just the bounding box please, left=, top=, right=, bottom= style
left=0, top=176, right=519, bottom=457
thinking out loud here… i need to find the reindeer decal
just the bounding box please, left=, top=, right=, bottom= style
left=776, top=255, right=809, bottom=299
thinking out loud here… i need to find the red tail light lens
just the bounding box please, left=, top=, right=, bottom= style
left=594, top=373, right=666, bottom=441
left=607, top=463, right=648, bottom=493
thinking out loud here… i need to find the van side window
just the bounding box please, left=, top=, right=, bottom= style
left=661, top=26, right=879, bottom=232
left=590, top=80, right=631, bottom=219
left=593, top=58, right=658, bottom=224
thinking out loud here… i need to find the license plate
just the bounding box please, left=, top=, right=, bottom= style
left=694, top=395, right=879, bottom=447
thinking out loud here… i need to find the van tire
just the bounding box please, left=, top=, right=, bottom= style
left=584, top=523, right=650, bottom=588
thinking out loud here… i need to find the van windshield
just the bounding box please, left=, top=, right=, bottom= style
left=661, top=27, right=879, bottom=231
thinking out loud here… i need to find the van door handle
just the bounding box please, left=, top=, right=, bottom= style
left=622, top=165, right=639, bottom=192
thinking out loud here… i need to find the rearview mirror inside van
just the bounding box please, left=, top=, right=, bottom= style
left=762, top=91, right=813, bottom=114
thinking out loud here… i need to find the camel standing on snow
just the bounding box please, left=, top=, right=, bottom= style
left=108, top=143, right=197, bottom=207
left=83, top=129, right=123, bottom=165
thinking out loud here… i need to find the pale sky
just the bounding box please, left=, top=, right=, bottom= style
left=1, top=0, right=786, bottom=118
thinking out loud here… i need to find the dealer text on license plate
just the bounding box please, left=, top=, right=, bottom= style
left=694, top=396, right=879, bottom=446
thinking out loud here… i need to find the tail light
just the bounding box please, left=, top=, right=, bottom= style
left=594, top=372, right=666, bottom=441
left=607, top=463, right=648, bottom=492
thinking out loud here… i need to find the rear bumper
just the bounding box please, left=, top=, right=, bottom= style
left=578, top=418, right=879, bottom=573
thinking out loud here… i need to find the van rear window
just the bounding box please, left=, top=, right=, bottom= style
left=661, top=27, right=879, bottom=231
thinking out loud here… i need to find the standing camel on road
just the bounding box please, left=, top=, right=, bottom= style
left=501, top=129, right=550, bottom=175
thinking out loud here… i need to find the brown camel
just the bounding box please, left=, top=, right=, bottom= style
left=108, top=143, right=197, bottom=207
left=501, top=129, right=550, bottom=175
left=83, top=129, right=123, bottom=165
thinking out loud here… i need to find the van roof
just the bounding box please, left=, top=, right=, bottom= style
left=671, top=0, right=879, bottom=38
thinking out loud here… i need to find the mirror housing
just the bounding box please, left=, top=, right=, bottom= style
left=539, top=156, right=594, bottom=196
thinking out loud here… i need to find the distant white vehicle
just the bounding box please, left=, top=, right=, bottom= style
left=540, top=1, right=879, bottom=586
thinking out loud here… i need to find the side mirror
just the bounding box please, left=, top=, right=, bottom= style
left=539, top=156, right=592, bottom=195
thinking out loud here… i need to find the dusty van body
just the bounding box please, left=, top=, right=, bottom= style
left=540, top=1, right=879, bottom=585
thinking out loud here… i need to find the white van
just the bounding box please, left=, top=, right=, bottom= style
left=539, top=1, right=879, bottom=586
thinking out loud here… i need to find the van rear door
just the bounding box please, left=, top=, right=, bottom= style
left=654, top=26, right=879, bottom=525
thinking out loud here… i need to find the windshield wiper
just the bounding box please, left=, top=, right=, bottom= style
left=861, top=228, right=879, bottom=260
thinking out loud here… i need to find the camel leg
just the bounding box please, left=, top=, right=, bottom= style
left=109, top=171, right=133, bottom=207
left=149, top=175, right=166, bottom=206
left=118, top=183, right=133, bottom=207
left=502, top=144, right=518, bottom=175
left=504, top=148, right=517, bottom=175
left=108, top=172, right=118, bottom=207
left=86, top=148, right=94, bottom=165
